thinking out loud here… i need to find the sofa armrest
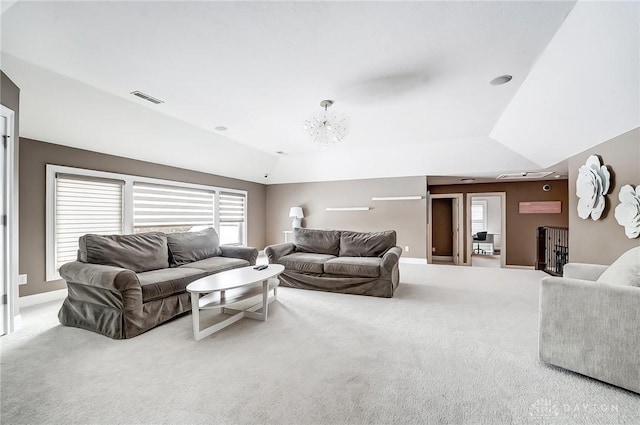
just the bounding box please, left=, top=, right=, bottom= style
left=219, top=245, right=258, bottom=265
left=265, top=243, right=295, bottom=263
left=562, top=263, right=608, bottom=281
left=539, top=276, right=640, bottom=393
left=381, top=246, right=403, bottom=273
left=60, top=261, right=140, bottom=292
left=59, top=261, right=143, bottom=310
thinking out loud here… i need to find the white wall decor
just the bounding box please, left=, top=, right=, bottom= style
left=576, top=155, right=610, bottom=220
left=614, top=185, right=640, bottom=239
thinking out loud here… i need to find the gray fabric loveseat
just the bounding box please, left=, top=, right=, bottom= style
left=265, top=228, right=402, bottom=297
left=539, top=246, right=640, bottom=393
left=58, top=228, right=258, bottom=339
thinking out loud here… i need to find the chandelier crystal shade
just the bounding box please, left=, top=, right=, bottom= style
left=304, top=100, right=349, bottom=146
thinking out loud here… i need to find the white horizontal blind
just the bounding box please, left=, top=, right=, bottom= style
left=219, top=192, right=246, bottom=245
left=133, top=182, right=215, bottom=230
left=55, top=174, right=124, bottom=270
left=471, top=202, right=487, bottom=234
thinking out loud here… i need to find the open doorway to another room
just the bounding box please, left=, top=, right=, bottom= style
left=468, top=193, right=506, bottom=268
left=428, top=193, right=463, bottom=265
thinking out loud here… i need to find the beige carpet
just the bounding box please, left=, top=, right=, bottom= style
left=2, top=264, right=638, bottom=425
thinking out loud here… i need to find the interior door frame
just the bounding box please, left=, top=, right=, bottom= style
left=0, top=104, right=17, bottom=334
left=466, top=192, right=507, bottom=268
left=427, top=193, right=464, bottom=265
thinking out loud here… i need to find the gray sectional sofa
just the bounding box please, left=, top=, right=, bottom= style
left=539, top=246, right=640, bottom=394
left=58, top=228, right=257, bottom=339
left=265, top=228, right=402, bottom=297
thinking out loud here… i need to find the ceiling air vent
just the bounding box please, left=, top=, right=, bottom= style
left=496, top=171, right=553, bottom=180
left=130, top=91, right=164, bottom=104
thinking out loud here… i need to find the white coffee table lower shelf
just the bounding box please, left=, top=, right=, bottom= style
left=186, top=264, right=284, bottom=341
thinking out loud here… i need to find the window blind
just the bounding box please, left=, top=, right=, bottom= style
left=219, top=192, right=246, bottom=245
left=471, top=203, right=486, bottom=234
left=133, top=182, right=215, bottom=229
left=54, top=174, right=124, bottom=271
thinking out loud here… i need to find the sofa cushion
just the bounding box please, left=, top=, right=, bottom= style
left=279, top=252, right=336, bottom=274
left=293, top=228, right=340, bottom=256
left=339, top=230, right=396, bottom=257
left=324, top=257, right=382, bottom=278
left=166, top=228, right=222, bottom=267
left=78, top=232, right=169, bottom=273
left=137, top=267, right=206, bottom=302
left=180, top=256, right=249, bottom=273
left=597, top=246, right=640, bottom=287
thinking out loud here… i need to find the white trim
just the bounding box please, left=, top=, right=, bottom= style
left=46, top=164, right=248, bottom=281
left=371, top=196, right=423, bottom=201
left=1, top=105, right=17, bottom=334
left=505, top=265, right=536, bottom=270
left=18, top=289, right=67, bottom=309
left=427, top=193, right=464, bottom=266
left=467, top=192, right=507, bottom=269
left=399, top=257, right=427, bottom=264
left=325, top=207, right=370, bottom=211
left=432, top=255, right=454, bottom=261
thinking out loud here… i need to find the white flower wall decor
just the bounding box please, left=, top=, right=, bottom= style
left=614, top=185, right=640, bottom=239
left=576, top=155, right=611, bottom=220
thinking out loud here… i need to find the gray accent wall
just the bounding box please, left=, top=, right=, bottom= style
left=266, top=177, right=428, bottom=258
left=19, top=138, right=267, bottom=296
left=568, top=127, right=640, bottom=264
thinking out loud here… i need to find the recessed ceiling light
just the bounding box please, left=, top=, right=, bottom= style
left=461, top=178, right=475, bottom=183
left=489, top=75, right=513, bottom=86
left=276, top=151, right=287, bottom=155
left=214, top=126, right=228, bottom=131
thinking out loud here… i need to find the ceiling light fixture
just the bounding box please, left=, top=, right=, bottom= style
left=489, top=75, right=513, bottom=86
left=304, top=100, right=349, bottom=146
left=460, top=178, right=476, bottom=183
left=214, top=126, right=228, bottom=131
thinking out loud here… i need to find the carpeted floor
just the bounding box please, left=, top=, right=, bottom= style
left=1, top=264, right=638, bottom=425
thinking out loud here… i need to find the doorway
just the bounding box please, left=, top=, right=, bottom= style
left=467, top=192, right=506, bottom=268
left=428, top=193, right=463, bottom=265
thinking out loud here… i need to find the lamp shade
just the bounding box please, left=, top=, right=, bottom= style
left=289, top=207, right=304, bottom=219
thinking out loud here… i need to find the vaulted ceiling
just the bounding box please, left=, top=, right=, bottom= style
left=1, top=1, right=638, bottom=184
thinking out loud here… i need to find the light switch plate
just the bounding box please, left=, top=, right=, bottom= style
left=18, top=274, right=27, bottom=285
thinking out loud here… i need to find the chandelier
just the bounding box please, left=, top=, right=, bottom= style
left=303, top=100, right=349, bottom=146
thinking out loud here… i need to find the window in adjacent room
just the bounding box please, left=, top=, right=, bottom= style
left=471, top=200, right=488, bottom=234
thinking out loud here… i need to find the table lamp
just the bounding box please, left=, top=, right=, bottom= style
left=289, top=207, right=304, bottom=229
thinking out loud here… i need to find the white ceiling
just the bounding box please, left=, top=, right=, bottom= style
left=1, top=1, right=636, bottom=184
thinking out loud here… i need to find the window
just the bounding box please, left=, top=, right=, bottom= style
left=471, top=200, right=487, bottom=235
left=53, top=174, right=124, bottom=272
left=46, top=165, right=247, bottom=280
left=133, top=183, right=215, bottom=234
left=218, top=191, right=247, bottom=245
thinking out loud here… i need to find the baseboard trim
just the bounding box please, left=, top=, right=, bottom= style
left=19, top=288, right=67, bottom=309
left=505, top=265, right=535, bottom=270
left=432, top=256, right=453, bottom=261
left=400, top=257, right=427, bottom=265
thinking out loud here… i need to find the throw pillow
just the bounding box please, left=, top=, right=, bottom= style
left=596, top=246, right=640, bottom=287
left=339, top=230, right=397, bottom=257
left=78, top=232, right=169, bottom=273
left=166, top=227, right=222, bottom=266
left=293, top=228, right=340, bottom=256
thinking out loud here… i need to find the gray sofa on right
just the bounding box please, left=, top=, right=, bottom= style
left=539, top=246, right=640, bottom=393
left=265, top=228, right=402, bottom=298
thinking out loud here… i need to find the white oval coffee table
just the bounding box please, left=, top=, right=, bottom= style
left=186, top=264, right=284, bottom=341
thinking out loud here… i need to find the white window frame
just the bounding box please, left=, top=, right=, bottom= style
left=46, top=165, right=248, bottom=281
